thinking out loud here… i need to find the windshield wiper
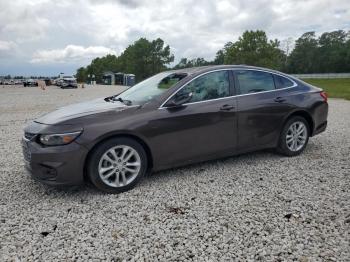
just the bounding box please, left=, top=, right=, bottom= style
left=104, top=95, right=132, bottom=105
left=113, top=97, right=132, bottom=106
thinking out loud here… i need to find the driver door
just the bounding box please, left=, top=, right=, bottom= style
left=149, top=70, right=238, bottom=169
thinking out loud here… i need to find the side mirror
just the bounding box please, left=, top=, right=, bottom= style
left=165, top=92, right=193, bottom=108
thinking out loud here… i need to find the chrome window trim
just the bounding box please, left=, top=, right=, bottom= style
left=166, top=95, right=237, bottom=107
left=159, top=68, right=297, bottom=109
left=233, top=68, right=298, bottom=89
left=271, top=72, right=297, bottom=89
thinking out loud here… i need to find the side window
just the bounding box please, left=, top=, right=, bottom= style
left=236, top=70, right=275, bottom=94
left=175, top=71, right=230, bottom=103
left=274, top=75, right=294, bottom=89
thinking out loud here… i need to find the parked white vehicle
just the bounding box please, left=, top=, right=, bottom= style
left=61, top=76, right=78, bottom=89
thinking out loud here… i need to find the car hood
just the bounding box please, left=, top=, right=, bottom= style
left=35, top=98, right=131, bottom=125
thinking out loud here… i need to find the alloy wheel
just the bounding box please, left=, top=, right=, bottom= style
left=286, top=121, right=307, bottom=152
left=98, top=145, right=141, bottom=187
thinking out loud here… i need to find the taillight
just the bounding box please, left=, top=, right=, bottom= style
left=320, top=91, right=328, bottom=102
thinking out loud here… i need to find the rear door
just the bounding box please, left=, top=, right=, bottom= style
left=150, top=70, right=237, bottom=168
left=233, top=69, right=294, bottom=151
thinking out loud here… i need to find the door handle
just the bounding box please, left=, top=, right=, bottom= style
left=274, top=97, right=286, bottom=103
left=220, top=104, right=235, bottom=111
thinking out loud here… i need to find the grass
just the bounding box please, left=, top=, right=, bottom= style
left=301, top=78, right=350, bottom=100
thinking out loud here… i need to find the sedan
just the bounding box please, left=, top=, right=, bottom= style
left=22, top=65, right=328, bottom=193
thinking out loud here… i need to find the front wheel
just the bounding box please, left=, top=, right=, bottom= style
left=87, top=137, right=148, bottom=193
left=277, top=116, right=310, bottom=156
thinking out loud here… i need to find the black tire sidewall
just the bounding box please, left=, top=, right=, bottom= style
left=87, top=137, right=148, bottom=193
left=278, top=116, right=310, bottom=156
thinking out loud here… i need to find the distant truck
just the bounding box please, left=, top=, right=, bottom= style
left=23, top=79, right=38, bottom=87
left=53, top=78, right=63, bottom=86
left=61, top=76, right=78, bottom=89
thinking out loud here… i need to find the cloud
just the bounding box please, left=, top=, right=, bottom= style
left=0, top=0, right=50, bottom=42
left=0, top=40, right=18, bottom=58
left=0, top=0, right=349, bottom=75
left=86, top=0, right=350, bottom=61
left=88, top=0, right=141, bottom=8
left=0, top=40, right=16, bottom=51
left=30, top=45, right=117, bottom=63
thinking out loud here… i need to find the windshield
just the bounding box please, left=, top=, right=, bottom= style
left=116, top=72, right=187, bottom=104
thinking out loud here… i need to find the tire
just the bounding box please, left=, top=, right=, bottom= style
left=277, top=116, right=310, bottom=156
left=87, top=137, right=148, bottom=193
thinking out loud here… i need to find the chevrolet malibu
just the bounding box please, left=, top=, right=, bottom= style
left=22, top=65, right=328, bottom=193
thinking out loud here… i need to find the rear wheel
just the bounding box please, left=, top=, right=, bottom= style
left=277, top=116, right=309, bottom=156
left=87, top=137, right=147, bottom=193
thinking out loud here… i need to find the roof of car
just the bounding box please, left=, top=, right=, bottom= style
left=168, top=65, right=289, bottom=77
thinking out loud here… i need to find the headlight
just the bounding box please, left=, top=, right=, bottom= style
left=39, top=131, right=82, bottom=146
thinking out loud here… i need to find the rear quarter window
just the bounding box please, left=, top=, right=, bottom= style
left=274, top=75, right=294, bottom=89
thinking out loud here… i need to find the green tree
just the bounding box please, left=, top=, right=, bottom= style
left=76, top=37, right=174, bottom=83
left=173, top=58, right=190, bottom=69
left=346, top=31, right=350, bottom=72
left=287, top=30, right=350, bottom=73
left=173, top=57, right=211, bottom=69
left=223, top=30, right=285, bottom=70
left=150, top=38, right=174, bottom=73
left=78, top=30, right=350, bottom=79
left=317, top=30, right=348, bottom=73
left=76, top=67, right=87, bottom=82
left=120, top=38, right=174, bottom=82
left=213, top=49, right=225, bottom=65
left=287, top=32, right=319, bottom=73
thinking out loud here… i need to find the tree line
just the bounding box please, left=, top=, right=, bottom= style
left=76, top=38, right=174, bottom=83
left=76, top=30, right=350, bottom=83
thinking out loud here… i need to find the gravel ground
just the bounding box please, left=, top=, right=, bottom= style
left=0, top=85, right=349, bottom=261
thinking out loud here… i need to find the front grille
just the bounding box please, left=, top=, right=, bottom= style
left=24, top=132, right=36, bottom=141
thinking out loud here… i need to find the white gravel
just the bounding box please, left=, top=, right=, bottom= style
left=0, top=85, right=349, bottom=261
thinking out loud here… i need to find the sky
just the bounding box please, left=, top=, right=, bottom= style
left=0, top=0, right=349, bottom=76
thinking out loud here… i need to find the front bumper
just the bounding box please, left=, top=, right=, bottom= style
left=61, top=83, right=78, bottom=88
left=22, top=137, right=88, bottom=186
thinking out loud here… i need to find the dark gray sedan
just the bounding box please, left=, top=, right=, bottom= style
left=22, top=65, right=328, bottom=193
